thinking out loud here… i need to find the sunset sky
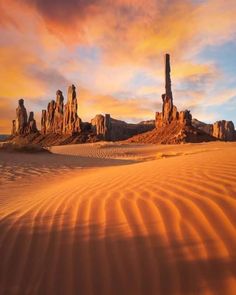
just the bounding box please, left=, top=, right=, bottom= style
left=0, top=0, right=236, bottom=133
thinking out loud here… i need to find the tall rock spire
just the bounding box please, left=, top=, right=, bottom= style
left=165, top=53, right=172, bottom=101
left=155, top=53, right=192, bottom=128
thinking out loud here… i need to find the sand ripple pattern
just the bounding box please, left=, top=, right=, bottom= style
left=0, top=142, right=236, bottom=294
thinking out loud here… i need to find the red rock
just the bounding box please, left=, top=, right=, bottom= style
left=11, top=120, right=16, bottom=135
left=213, top=120, right=235, bottom=141
left=155, top=54, right=192, bottom=128
left=54, top=90, right=64, bottom=134
left=16, top=99, right=28, bottom=135
left=28, top=112, right=38, bottom=133
left=41, top=110, right=47, bottom=135
left=63, top=85, right=81, bottom=135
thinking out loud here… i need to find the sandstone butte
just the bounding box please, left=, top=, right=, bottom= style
left=10, top=54, right=235, bottom=146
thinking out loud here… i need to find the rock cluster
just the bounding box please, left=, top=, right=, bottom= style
left=192, top=119, right=235, bottom=141
left=12, top=99, right=38, bottom=135
left=41, top=85, right=81, bottom=135
left=155, top=54, right=192, bottom=128
left=10, top=54, right=235, bottom=144
left=212, top=120, right=235, bottom=141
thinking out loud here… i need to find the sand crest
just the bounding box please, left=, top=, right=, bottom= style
left=0, top=142, right=236, bottom=294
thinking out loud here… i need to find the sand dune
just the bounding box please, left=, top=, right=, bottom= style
left=0, top=142, right=236, bottom=294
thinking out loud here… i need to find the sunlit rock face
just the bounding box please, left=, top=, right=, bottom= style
left=63, top=85, right=81, bottom=135
left=91, top=114, right=112, bottom=140
left=28, top=112, right=38, bottom=133
left=16, top=99, right=28, bottom=135
left=155, top=54, right=192, bottom=129
left=39, top=85, right=81, bottom=136
left=41, top=110, right=47, bottom=135
left=212, top=120, right=235, bottom=141
left=54, top=90, right=64, bottom=134
left=11, top=120, right=16, bottom=136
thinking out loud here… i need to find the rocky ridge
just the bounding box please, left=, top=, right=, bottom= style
left=10, top=54, right=235, bottom=145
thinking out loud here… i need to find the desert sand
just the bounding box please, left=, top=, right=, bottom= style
left=0, top=141, right=236, bottom=294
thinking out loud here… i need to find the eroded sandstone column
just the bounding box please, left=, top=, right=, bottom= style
left=162, top=54, right=174, bottom=125
left=165, top=53, right=173, bottom=101
left=41, top=110, right=47, bottom=135
left=28, top=111, right=38, bottom=133
left=16, top=99, right=28, bottom=135
left=11, top=120, right=16, bottom=135
left=46, top=100, right=56, bottom=133
left=54, top=90, right=64, bottom=134
left=63, top=85, right=81, bottom=135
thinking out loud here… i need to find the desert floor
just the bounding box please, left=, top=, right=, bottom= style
left=0, top=141, right=236, bottom=295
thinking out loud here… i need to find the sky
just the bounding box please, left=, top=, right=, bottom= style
left=0, top=0, right=236, bottom=133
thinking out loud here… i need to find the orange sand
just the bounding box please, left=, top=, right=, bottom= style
left=0, top=141, right=236, bottom=294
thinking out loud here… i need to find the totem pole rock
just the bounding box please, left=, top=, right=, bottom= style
left=155, top=54, right=192, bottom=128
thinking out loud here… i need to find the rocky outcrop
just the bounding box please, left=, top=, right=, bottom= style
left=212, top=120, right=235, bottom=141
left=104, top=114, right=111, bottom=140
left=39, top=85, right=81, bottom=136
left=10, top=60, right=235, bottom=145
left=128, top=54, right=216, bottom=144
left=54, top=90, right=64, bottom=134
left=155, top=54, right=192, bottom=128
left=28, top=112, right=38, bottom=133
left=63, top=85, right=81, bottom=135
left=91, top=114, right=105, bottom=136
left=16, top=99, right=28, bottom=135
left=91, top=114, right=112, bottom=139
left=11, top=120, right=16, bottom=136
left=46, top=100, right=56, bottom=133
left=192, top=119, right=213, bottom=135
left=192, top=119, right=235, bottom=141
left=41, top=110, right=47, bottom=135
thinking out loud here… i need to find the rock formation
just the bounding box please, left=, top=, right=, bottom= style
left=28, top=112, right=38, bottom=133
left=11, top=120, right=16, bottom=135
left=192, top=119, right=235, bottom=141
left=41, top=110, right=47, bottom=135
left=91, top=114, right=112, bottom=140
left=212, top=120, right=235, bottom=141
left=46, top=100, right=56, bottom=133
left=54, top=90, right=64, bottom=134
left=63, top=85, right=81, bottom=135
left=192, top=119, right=213, bottom=135
left=16, top=99, right=28, bottom=135
left=155, top=54, right=192, bottom=128
left=39, top=85, right=81, bottom=136
left=10, top=60, right=235, bottom=145
left=104, top=114, right=111, bottom=140
left=91, top=114, right=105, bottom=137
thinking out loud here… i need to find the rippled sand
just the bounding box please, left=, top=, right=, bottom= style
left=0, top=142, right=236, bottom=294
